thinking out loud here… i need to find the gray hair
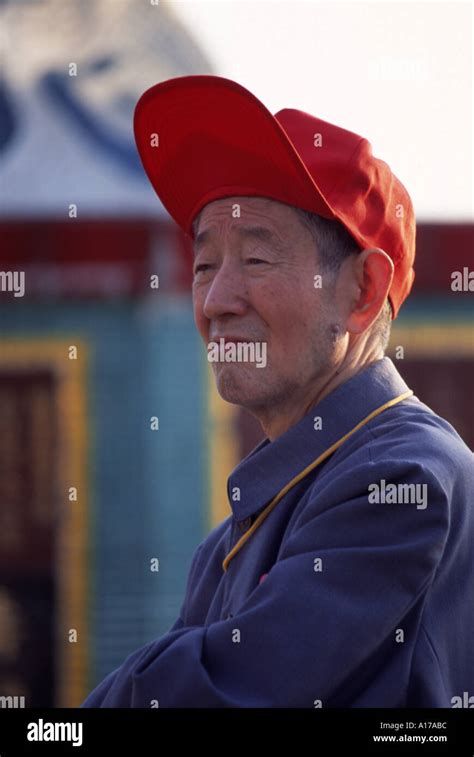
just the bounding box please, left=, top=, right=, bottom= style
left=292, top=207, right=392, bottom=352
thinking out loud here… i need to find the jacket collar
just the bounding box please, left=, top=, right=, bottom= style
left=227, top=357, right=411, bottom=521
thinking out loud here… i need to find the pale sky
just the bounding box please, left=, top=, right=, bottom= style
left=171, top=0, right=473, bottom=221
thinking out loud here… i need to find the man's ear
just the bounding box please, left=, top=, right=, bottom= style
left=345, top=248, right=394, bottom=334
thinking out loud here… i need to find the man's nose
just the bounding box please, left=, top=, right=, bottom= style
left=202, top=261, right=248, bottom=320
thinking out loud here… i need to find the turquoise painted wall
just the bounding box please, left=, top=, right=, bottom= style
left=0, top=298, right=207, bottom=686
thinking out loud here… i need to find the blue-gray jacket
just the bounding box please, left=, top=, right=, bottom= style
left=81, top=357, right=474, bottom=708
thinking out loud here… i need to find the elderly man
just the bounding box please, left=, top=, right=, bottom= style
left=81, top=76, right=474, bottom=708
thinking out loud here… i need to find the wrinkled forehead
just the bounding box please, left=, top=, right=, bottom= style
left=191, top=197, right=297, bottom=258
left=191, top=195, right=296, bottom=239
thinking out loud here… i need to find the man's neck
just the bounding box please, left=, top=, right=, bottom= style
left=256, top=349, right=385, bottom=442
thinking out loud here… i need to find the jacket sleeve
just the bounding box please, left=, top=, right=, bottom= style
left=80, top=452, right=451, bottom=708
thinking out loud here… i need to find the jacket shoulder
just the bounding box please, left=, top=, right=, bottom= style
left=364, top=396, right=474, bottom=479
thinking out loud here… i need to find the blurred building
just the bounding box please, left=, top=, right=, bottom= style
left=0, top=0, right=217, bottom=708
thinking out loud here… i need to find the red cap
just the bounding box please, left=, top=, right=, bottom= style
left=134, top=75, right=415, bottom=318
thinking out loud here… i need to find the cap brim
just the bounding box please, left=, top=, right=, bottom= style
left=133, top=75, right=335, bottom=236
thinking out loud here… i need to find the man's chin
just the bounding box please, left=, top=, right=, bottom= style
left=213, top=365, right=265, bottom=407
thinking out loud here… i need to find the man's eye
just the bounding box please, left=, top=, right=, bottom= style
left=194, top=258, right=267, bottom=275
left=194, top=263, right=212, bottom=274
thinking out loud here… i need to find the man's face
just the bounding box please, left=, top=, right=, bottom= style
left=192, top=196, right=345, bottom=412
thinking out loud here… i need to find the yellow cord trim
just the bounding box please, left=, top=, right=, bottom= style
left=222, top=389, right=413, bottom=572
